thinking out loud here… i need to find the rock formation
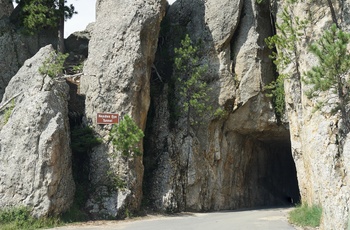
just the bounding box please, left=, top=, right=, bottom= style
left=282, top=1, right=350, bottom=229
left=0, top=0, right=13, bottom=18
left=65, top=24, right=92, bottom=58
left=143, top=0, right=298, bottom=212
left=80, top=0, right=166, bottom=218
left=0, top=45, right=75, bottom=217
left=1, top=0, right=350, bottom=228
left=0, top=4, right=57, bottom=101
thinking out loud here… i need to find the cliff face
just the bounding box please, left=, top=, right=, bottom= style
left=80, top=0, right=166, bottom=218
left=143, top=0, right=298, bottom=212
left=1, top=0, right=350, bottom=228
left=282, top=1, right=350, bottom=229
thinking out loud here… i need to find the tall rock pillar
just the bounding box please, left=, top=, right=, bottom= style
left=80, top=0, right=166, bottom=218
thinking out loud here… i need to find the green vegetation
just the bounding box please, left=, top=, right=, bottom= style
left=15, top=0, right=76, bottom=52
left=108, top=115, right=143, bottom=193
left=0, top=206, right=61, bottom=230
left=289, top=204, right=322, bottom=228
left=71, top=126, right=102, bottom=155
left=264, top=1, right=307, bottom=117
left=15, top=0, right=75, bottom=33
left=2, top=99, right=15, bottom=125
left=72, top=63, right=83, bottom=73
left=39, top=52, right=69, bottom=78
left=303, top=24, right=350, bottom=133
left=174, top=34, right=211, bottom=133
left=110, top=115, right=144, bottom=158
left=107, top=172, right=127, bottom=190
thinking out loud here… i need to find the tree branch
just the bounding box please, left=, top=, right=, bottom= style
left=152, top=64, right=163, bottom=83
left=0, top=93, right=21, bottom=112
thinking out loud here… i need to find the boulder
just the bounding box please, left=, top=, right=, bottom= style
left=65, top=28, right=91, bottom=58
left=0, top=45, right=75, bottom=217
left=80, top=0, right=166, bottom=218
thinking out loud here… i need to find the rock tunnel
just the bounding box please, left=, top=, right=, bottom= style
left=243, top=137, right=300, bottom=207
left=142, top=93, right=301, bottom=211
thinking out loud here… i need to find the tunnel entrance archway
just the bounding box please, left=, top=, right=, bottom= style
left=250, top=139, right=300, bottom=206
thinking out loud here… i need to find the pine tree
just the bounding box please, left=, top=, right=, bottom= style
left=110, top=115, right=144, bottom=158
left=174, top=34, right=210, bottom=136
left=15, top=0, right=75, bottom=52
left=265, top=3, right=307, bottom=117
left=303, top=24, right=350, bottom=134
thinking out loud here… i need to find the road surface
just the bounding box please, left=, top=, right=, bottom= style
left=52, top=207, right=296, bottom=230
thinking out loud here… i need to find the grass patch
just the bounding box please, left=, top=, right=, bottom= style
left=289, top=204, right=322, bottom=228
left=0, top=207, right=61, bottom=230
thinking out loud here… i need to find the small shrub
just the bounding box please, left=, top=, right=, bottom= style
left=289, top=204, right=322, bottom=228
left=71, top=126, right=102, bottom=155
left=110, top=115, right=144, bottom=158
left=2, top=99, right=15, bottom=125
left=72, top=63, right=83, bottom=73
left=39, top=52, right=69, bottom=78
left=107, top=170, right=127, bottom=191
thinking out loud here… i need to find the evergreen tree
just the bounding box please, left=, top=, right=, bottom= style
left=303, top=24, right=350, bottom=134
left=15, top=0, right=75, bottom=52
left=174, top=34, right=210, bottom=136
left=265, top=3, right=307, bottom=117
left=110, top=115, right=144, bottom=158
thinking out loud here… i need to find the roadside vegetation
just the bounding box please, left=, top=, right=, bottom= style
left=289, top=204, right=322, bottom=228
left=0, top=207, right=61, bottom=230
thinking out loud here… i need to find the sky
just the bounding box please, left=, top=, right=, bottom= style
left=65, top=0, right=176, bottom=37
left=65, top=0, right=96, bottom=37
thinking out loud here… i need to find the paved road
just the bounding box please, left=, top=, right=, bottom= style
left=53, top=207, right=296, bottom=230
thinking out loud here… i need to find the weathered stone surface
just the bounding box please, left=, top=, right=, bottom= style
left=144, top=0, right=295, bottom=212
left=281, top=1, right=350, bottom=229
left=0, top=15, right=57, bottom=101
left=80, top=0, right=166, bottom=218
left=0, top=45, right=75, bottom=217
left=65, top=25, right=92, bottom=57
left=0, top=0, right=13, bottom=18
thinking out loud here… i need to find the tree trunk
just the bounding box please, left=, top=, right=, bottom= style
left=327, top=0, right=340, bottom=28
left=57, top=0, right=65, bottom=53
left=338, top=80, right=350, bottom=135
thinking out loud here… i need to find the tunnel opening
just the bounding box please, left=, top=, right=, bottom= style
left=246, top=137, right=300, bottom=207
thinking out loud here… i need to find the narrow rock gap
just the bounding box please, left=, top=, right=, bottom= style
left=64, top=42, right=91, bottom=219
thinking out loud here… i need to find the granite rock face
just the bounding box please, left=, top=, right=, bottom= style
left=0, top=45, right=75, bottom=217
left=65, top=25, right=92, bottom=58
left=143, top=0, right=297, bottom=212
left=282, top=1, right=350, bottom=229
left=80, top=0, right=166, bottom=218
left=0, top=11, right=57, bottom=101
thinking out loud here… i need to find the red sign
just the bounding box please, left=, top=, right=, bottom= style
left=97, top=113, right=119, bottom=124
